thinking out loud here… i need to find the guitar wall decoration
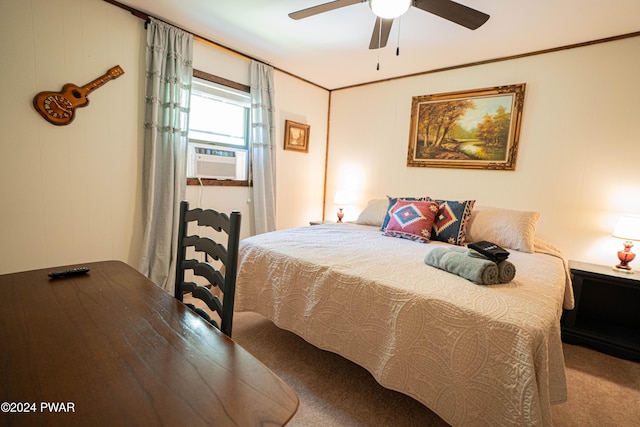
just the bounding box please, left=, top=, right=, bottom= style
left=33, top=65, right=124, bottom=126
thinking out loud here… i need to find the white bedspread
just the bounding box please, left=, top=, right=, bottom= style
left=235, top=224, right=570, bottom=426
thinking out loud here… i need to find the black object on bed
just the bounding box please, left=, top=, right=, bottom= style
left=468, top=240, right=510, bottom=262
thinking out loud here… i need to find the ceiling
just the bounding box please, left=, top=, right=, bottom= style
left=114, top=0, right=640, bottom=90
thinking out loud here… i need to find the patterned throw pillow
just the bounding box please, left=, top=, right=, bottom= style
left=428, top=199, right=476, bottom=245
left=381, top=196, right=429, bottom=230
left=383, top=200, right=439, bottom=243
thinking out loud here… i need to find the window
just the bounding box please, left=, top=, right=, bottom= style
left=187, top=71, right=251, bottom=184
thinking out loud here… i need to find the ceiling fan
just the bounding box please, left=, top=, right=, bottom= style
left=289, top=0, right=490, bottom=50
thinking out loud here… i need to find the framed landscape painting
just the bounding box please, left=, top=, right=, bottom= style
left=407, top=84, right=526, bottom=170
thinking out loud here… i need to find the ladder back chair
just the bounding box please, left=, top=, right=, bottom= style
left=174, top=200, right=242, bottom=338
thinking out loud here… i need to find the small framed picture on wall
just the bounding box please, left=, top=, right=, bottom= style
left=284, top=120, right=310, bottom=153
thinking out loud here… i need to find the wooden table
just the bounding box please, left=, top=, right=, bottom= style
left=0, top=260, right=298, bottom=426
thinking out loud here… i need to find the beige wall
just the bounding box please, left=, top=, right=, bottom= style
left=325, top=36, right=640, bottom=266
left=0, top=0, right=145, bottom=274
left=0, top=0, right=329, bottom=274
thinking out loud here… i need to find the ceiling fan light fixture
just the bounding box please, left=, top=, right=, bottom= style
left=369, top=0, right=411, bottom=19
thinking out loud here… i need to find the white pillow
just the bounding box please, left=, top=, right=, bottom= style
left=466, top=206, right=540, bottom=253
left=355, top=199, right=389, bottom=227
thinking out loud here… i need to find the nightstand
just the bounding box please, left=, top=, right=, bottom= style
left=309, top=220, right=339, bottom=225
left=561, top=261, right=640, bottom=361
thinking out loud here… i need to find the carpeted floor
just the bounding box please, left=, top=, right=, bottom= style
left=230, top=311, right=640, bottom=427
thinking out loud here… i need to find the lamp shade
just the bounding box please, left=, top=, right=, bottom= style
left=612, top=214, right=640, bottom=241
left=369, top=0, right=411, bottom=19
left=334, top=189, right=354, bottom=205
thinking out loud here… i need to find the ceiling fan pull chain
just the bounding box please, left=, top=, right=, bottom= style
left=376, top=16, right=382, bottom=70
left=396, top=16, right=401, bottom=56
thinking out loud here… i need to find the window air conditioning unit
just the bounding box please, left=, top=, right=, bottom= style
left=187, top=144, right=247, bottom=180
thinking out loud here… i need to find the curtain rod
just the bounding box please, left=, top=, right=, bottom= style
left=101, top=0, right=329, bottom=91
left=102, top=0, right=254, bottom=61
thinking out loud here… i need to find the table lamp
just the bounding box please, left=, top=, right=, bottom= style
left=333, top=189, right=353, bottom=223
left=612, top=214, right=640, bottom=273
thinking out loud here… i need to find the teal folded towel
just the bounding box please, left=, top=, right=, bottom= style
left=424, top=247, right=499, bottom=285
left=497, top=260, right=516, bottom=283
left=468, top=248, right=516, bottom=283
left=425, top=247, right=516, bottom=284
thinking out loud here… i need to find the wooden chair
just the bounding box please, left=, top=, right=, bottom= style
left=174, top=200, right=241, bottom=337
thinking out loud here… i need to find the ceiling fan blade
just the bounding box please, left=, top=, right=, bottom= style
left=368, top=17, right=394, bottom=49
left=289, top=0, right=363, bottom=20
left=414, top=0, right=489, bottom=30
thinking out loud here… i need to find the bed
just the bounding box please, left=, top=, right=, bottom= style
left=235, top=200, right=574, bottom=426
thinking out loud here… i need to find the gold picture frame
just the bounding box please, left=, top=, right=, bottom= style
left=407, top=84, right=526, bottom=170
left=284, top=120, right=310, bottom=153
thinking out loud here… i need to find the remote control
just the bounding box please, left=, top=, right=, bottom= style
left=48, top=267, right=90, bottom=279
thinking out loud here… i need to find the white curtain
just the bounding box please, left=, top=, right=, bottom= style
left=139, top=18, right=193, bottom=292
left=250, top=61, right=277, bottom=234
